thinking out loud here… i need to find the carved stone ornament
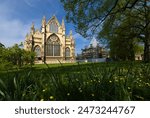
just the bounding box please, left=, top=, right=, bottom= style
left=50, top=35, right=59, bottom=42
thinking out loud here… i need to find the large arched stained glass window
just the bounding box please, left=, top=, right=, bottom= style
left=50, top=21, right=58, bottom=33
left=65, top=47, right=70, bottom=57
left=34, top=45, right=41, bottom=57
left=46, top=35, right=60, bottom=56
left=54, top=42, right=60, bottom=56
left=46, top=39, right=53, bottom=56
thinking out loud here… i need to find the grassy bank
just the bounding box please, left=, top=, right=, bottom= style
left=0, top=62, right=150, bottom=101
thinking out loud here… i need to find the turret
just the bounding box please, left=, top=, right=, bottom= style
left=62, top=18, right=65, bottom=30
left=30, top=22, right=35, bottom=35
left=42, top=16, right=46, bottom=33
left=61, top=18, right=65, bottom=36
left=69, top=30, right=73, bottom=39
left=41, top=16, right=46, bottom=62
left=25, top=33, right=29, bottom=39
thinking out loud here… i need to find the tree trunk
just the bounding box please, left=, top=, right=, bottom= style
left=143, top=27, right=150, bottom=63
left=143, top=0, right=150, bottom=63
left=144, top=40, right=150, bottom=62
left=129, top=43, right=135, bottom=61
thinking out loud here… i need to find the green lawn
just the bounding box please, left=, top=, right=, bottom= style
left=0, top=62, right=150, bottom=101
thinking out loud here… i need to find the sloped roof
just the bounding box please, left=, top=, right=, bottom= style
left=47, top=15, right=60, bottom=26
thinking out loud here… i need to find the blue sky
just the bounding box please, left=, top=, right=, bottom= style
left=0, top=0, right=90, bottom=54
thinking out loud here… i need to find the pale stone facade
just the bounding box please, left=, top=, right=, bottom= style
left=77, top=38, right=108, bottom=59
left=24, top=16, right=75, bottom=63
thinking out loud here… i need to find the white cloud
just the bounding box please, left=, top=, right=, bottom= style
left=0, top=0, right=89, bottom=53
left=0, top=1, right=30, bottom=47
left=0, top=0, right=63, bottom=47
left=0, top=18, right=30, bottom=47
left=73, top=33, right=81, bottom=39
left=24, top=0, right=34, bottom=7
left=73, top=33, right=88, bottom=42
left=23, top=0, right=41, bottom=7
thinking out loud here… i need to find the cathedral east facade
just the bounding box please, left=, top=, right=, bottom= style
left=24, top=16, right=75, bottom=63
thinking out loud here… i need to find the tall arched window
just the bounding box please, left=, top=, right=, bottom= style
left=54, top=42, right=60, bottom=56
left=34, top=45, right=41, bottom=57
left=65, top=47, right=70, bottom=57
left=50, top=21, right=58, bottom=33
left=46, top=39, right=53, bottom=56
left=46, top=35, right=60, bottom=56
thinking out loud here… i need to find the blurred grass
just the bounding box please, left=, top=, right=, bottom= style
left=0, top=62, right=150, bottom=101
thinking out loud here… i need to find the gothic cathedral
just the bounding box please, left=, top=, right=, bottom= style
left=24, top=16, right=75, bottom=63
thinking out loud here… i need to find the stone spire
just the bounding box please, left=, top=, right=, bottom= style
left=61, top=18, right=65, bottom=35
left=25, top=33, right=29, bottom=38
left=30, top=22, right=35, bottom=34
left=69, top=30, right=72, bottom=35
left=69, top=30, right=72, bottom=38
left=41, top=16, right=46, bottom=33
left=62, top=18, right=65, bottom=30
left=42, top=16, right=46, bottom=27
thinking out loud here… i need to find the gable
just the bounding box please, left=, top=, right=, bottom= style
left=47, top=15, right=60, bottom=26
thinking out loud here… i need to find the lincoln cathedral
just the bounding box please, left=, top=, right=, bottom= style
left=24, top=15, right=75, bottom=63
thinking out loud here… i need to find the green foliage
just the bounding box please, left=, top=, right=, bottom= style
left=61, top=0, right=118, bottom=37
left=134, top=44, right=144, bottom=55
left=22, top=50, right=35, bottom=65
left=61, top=0, right=150, bottom=62
left=61, top=0, right=140, bottom=37
left=0, top=62, right=150, bottom=101
left=0, top=43, right=13, bottom=70
left=0, top=43, right=5, bottom=48
left=99, top=1, right=149, bottom=61
left=100, top=11, right=137, bottom=60
left=0, top=44, right=35, bottom=69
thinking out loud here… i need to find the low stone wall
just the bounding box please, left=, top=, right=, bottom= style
left=77, top=58, right=106, bottom=63
left=35, top=60, right=76, bottom=64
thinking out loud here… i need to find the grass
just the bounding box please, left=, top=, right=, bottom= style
left=0, top=62, right=150, bottom=101
left=33, top=63, right=77, bottom=68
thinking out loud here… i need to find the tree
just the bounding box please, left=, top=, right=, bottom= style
left=0, top=43, right=35, bottom=69
left=0, top=43, right=5, bottom=48
left=103, top=0, right=150, bottom=62
left=61, top=0, right=139, bottom=37
left=61, top=0, right=150, bottom=62
left=8, top=44, right=36, bottom=67
left=100, top=9, right=141, bottom=61
left=0, top=43, right=13, bottom=70
left=22, top=50, right=35, bottom=65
